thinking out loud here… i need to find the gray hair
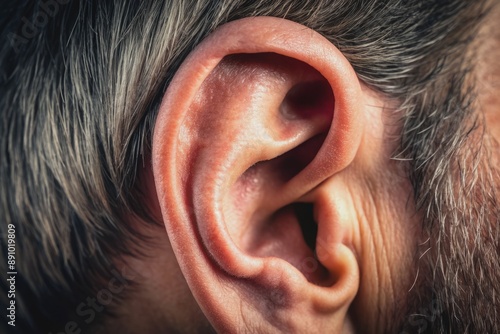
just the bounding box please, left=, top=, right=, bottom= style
left=1, top=0, right=497, bottom=332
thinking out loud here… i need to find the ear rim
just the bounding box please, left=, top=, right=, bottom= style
left=152, top=16, right=363, bottom=332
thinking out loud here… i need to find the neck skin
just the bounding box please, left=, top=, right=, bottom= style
left=476, top=2, right=500, bottom=143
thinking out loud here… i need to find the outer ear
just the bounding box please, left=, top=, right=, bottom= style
left=153, top=17, right=362, bottom=333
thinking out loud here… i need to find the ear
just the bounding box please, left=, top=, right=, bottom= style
left=153, top=17, right=363, bottom=333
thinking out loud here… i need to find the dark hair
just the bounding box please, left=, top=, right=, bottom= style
left=1, top=0, right=496, bottom=333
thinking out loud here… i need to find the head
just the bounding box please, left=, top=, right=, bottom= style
left=1, top=0, right=499, bottom=333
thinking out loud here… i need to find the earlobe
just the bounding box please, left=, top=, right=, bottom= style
left=153, top=17, right=363, bottom=332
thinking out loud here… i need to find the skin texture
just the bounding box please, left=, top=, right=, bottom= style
left=477, top=3, right=500, bottom=143
left=1, top=1, right=498, bottom=333
left=102, top=17, right=422, bottom=333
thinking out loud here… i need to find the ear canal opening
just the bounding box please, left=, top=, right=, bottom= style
left=293, top=202, right=318, bottom=252
left=244, top=201, right=332, bottom=286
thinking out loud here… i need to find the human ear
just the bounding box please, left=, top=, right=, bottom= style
left=152, top=17, right=363, bottom=333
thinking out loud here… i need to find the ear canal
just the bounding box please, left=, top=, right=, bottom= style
left=153, top=17, right=362, bottom=333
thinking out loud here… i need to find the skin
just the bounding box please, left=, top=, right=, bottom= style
left=340, top=88, right=421, bottom=332
left=98, top=14, right=498, bottom=333
left=477, top=3, right=500, bottom=143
